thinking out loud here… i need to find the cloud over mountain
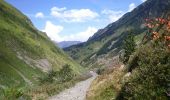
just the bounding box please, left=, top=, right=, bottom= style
left=43, top=21, right=97, bottom=42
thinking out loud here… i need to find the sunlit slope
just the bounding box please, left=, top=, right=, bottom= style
left=0, top=0, right=83, bottom=89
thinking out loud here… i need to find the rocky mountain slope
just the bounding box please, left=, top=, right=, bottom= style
left=64, top=0, right=170, bottom=68
left=0, top=0, right=83, bottom=96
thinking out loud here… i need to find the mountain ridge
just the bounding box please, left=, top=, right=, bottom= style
left=64, top=0, right=170, bottom=68
left=57, top=41, right=82, bottom=48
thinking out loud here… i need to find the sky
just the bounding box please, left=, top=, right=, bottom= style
left=6, top=0, right=147, bottom=42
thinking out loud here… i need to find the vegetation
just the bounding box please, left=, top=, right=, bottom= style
left=21, top=80, right=78, bottom=99
left=86, top=64, right=125, bottom=100
left=2, top=87, right=24, bottom=100
left=39, top=64, right=74, bottom=84
left=1, top=0, right=170, bottom=99
left=117, top=17, right=170, bottom=99
left=65, top=0, right=170, bottom=70
left=121, top=33, right=136, bottom=64
left=87, top=16, right=170, bottom=100
left=58, top=64, right=75, bottom=82
left=0, top=66, right=86, bottom=100
left=39, top=70, right=57, bottom=84
left=22, top=74, right=91, bottom=99
left=117, top=44, right=170, bottom=99
left=0, top=0, right=83, bottom=99
left=21, top=64, right=89, bottom=99
left=96, top=67, right=105, bottom=75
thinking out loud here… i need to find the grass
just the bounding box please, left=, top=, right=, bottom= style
left=22, top=70, right=92, bottom=100
left=86, top=64, right=125, bottom=100
left=23, top=80, right=77, bottom=99
left=0, top=0, right=84, bottom=98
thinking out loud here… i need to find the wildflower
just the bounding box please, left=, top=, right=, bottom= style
left=156, top=24, right=159, bottom=26
left=168, top=21, right=170, bottom=28
left=168, top=44, right=170, bottom=48
left=152, top=32, right=159, bottom=40
left=155, top=18, right=159, bottom=21
left=164, top=36, right=170, bottom=41
left=152, top=32, right=159, bottom=35
left=166, top=26, right=170, bottom=31
left=145, top=18, right=149, bottom=21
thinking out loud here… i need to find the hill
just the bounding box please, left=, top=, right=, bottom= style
left=0, top=0, right=83, bottom=97
left=64, top=0, right=170, bottom=69
left=85, top=0, right=170, bottom=99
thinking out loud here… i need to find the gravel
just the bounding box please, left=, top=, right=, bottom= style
left=49, top=72, right=97, bottom=100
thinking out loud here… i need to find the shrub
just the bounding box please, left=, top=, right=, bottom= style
left=96, top=67, right=105, bottom=75
left=117, top=43, right=170, bottom=99
left=2, top=87, right=23, bottom=100
left=39, top=64, right=74, bottom=84
left=39, top=70, right=58, bottom=84
left=117, top=17, right=170, bottom=99
left=122, top=33, right=136, bottom=64
left=58, top=64, right=75, bottom=82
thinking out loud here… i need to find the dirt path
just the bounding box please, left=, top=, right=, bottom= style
left=49, top=72, right=97, bottom=100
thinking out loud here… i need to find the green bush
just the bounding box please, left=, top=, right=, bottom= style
left=39, top=64, right=74, bottom=84
left=122, top=33, right=136, bottom=64
left=117, top=42, right=170, bottom=99
left=96, top=67, right=105, bottom=75
left=2, top=87, right=23, bottom=100
left=58, top=64, right=75, bottom=82
left=39, top=70, right=57, bottom=84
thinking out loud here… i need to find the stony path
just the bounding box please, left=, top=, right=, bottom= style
left=49, top=72, right=97, bottom=100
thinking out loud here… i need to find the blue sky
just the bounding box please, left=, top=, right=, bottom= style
left=6, top=0, right=146, bottom=42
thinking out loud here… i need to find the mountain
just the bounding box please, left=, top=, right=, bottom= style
left=64, top=0, right=170, bottom=68
left=85, top=0, right=170, bottom=99
left=0, top=0, right=83, bottom=96
left=57, top=41, right=81, bottom=48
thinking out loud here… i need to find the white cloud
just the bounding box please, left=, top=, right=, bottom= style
left=63, top=27, right=97, bottom=42
left=42, top=3, right=139, bottom=42
left=141, top=0, right=147, bottom=2
left=128, top=3, right=136, bottom=12
left=43, top=21, right=97, bottom=42
left=100, top=3, right=137, bottom=22
left=51, top=7, right=99, bottom=22
left=51, top=7, right=66, bottom=12
left=43, top=21, right=64, bottom=42
left=101, top=10, right=125, bottom=22
left=35, top=12, right=44, bottom=18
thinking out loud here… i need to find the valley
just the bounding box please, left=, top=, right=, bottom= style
left=0, top=0, right=170, bottom=99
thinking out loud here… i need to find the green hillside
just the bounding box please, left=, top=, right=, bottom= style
left=87, top=17, right=170, bottom=99
left=85, top=0, right=170, bottom=99
left=0, top=0, right=83, bottom=97
left=64, top=0, right=170, bottom=69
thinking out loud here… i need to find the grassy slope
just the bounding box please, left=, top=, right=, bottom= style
left=86, top=64, right=125, bottom=100
left=0, top=0, right=83, bottom=96
left=87, top=43, right=170, bottom=100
